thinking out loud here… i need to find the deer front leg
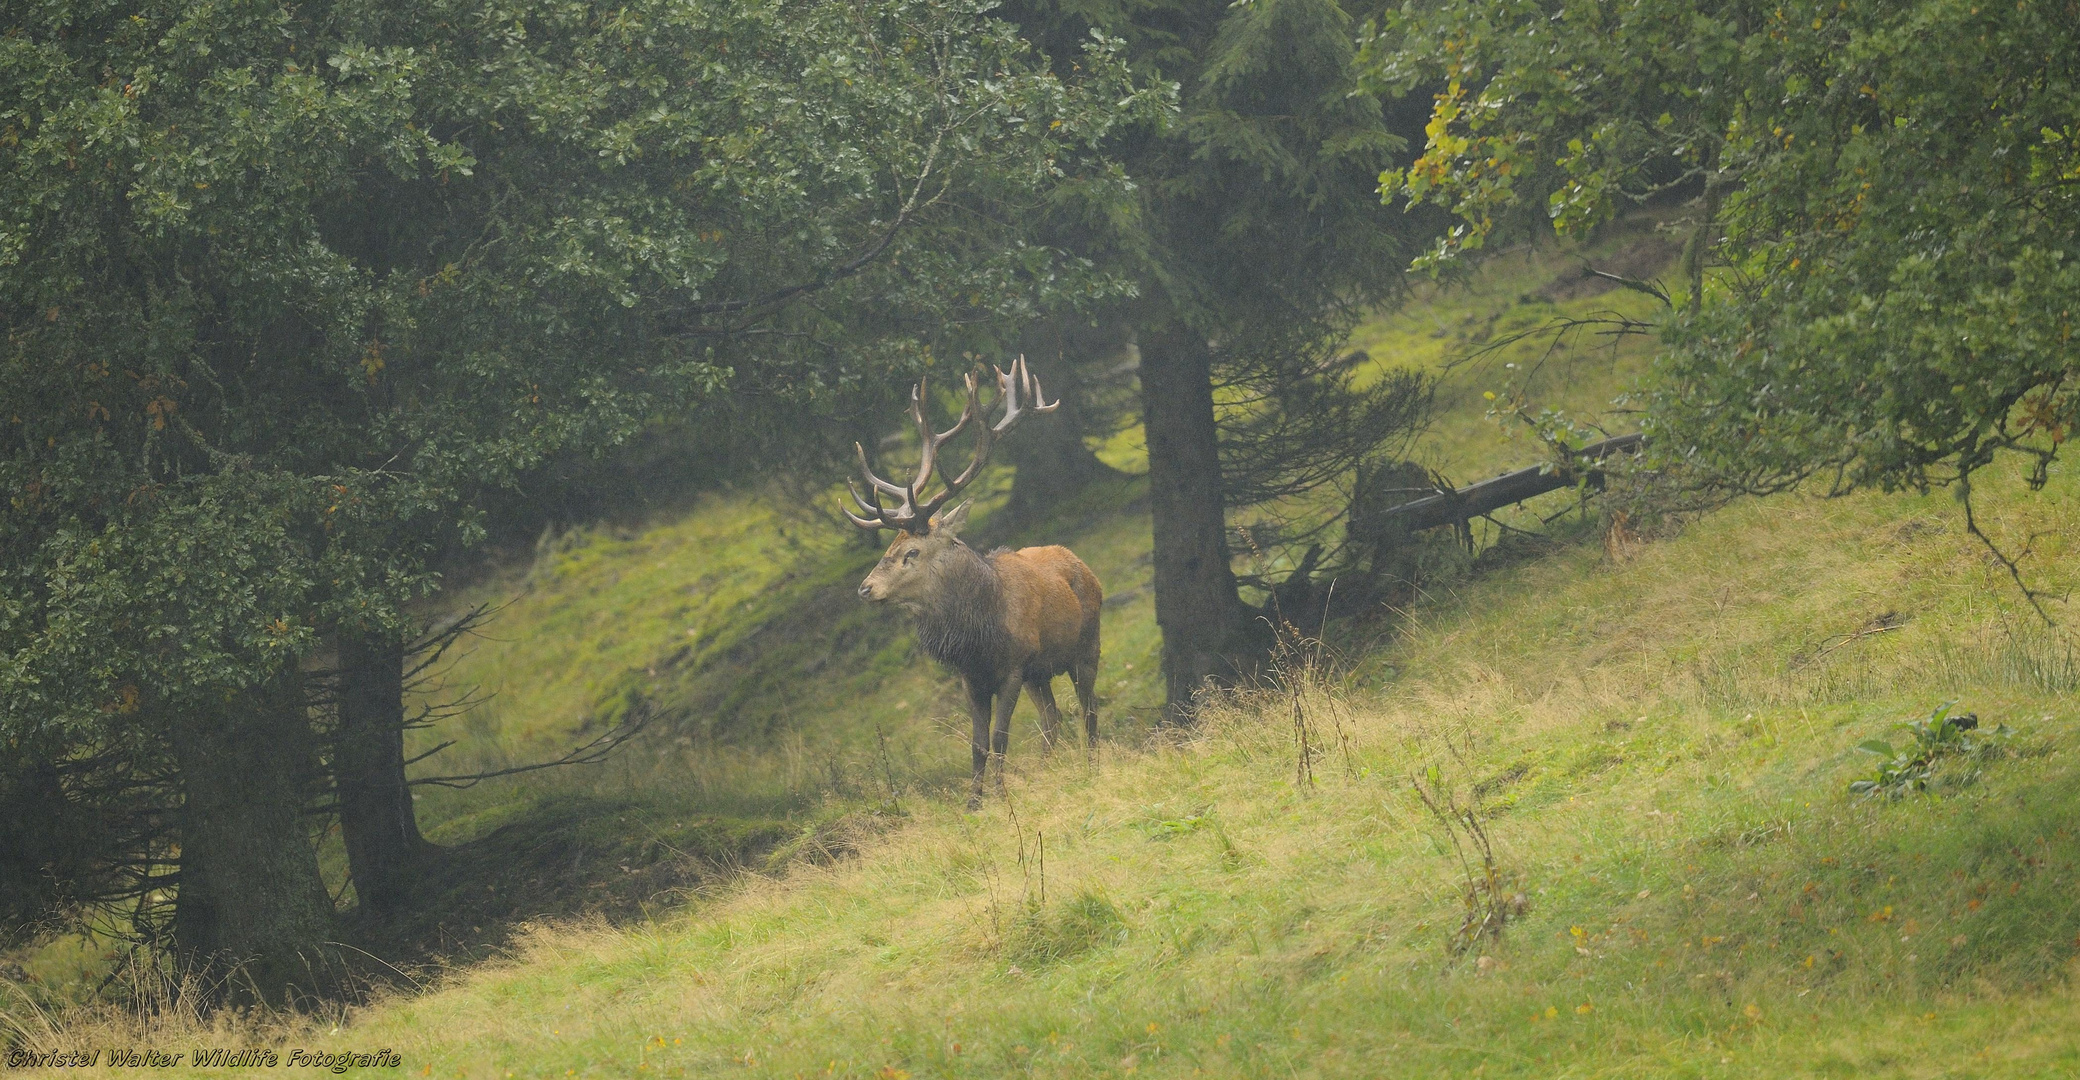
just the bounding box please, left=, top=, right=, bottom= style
left=966, top=678, right=994, bottom=810
left=991, top=670, right=1022, bottom=792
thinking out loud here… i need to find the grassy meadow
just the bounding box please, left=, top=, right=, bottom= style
left=11, top=225, right=2080, bottom=1077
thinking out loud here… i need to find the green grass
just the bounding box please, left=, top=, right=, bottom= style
left=16, top=230, right=2080, bottom=1076
left=335, top=470, right=2080, bottom=1079
left=401, top=467, right=1169, bottom=834
left=388, top=220, right=1676, bottom=843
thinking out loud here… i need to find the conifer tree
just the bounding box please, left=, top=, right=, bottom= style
left=1009, top=0, right=1434, bottom=718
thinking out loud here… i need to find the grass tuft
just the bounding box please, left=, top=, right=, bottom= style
left=17, top=233, right=2080, bottom=1076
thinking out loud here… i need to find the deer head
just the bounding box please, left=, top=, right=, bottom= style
left=848, top=357, right=1056, bottom=604
left=856, top=500, right=974, bottom=610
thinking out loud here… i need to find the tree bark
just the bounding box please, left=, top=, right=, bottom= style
left=170, top=668, right=337, bottom=1004
left=1137, top=323, right=1265, bottom=722
left=336, top=632, right=433, bottom=918
left=1003, top=316, right=1128, bottom=525
left=0, top=757, right=87, bottom=938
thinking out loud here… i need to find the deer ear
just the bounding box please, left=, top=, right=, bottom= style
left=932, top=500, right=972, bottom=538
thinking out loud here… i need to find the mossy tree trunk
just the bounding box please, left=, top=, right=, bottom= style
left=336, top=633, right=434, bottom=918
left=1137, top=322, right=1265, bottom=722
left=169, top=668, right=337, bottom=1004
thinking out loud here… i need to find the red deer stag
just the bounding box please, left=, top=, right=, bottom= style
left=845, top=358, right=1103, bottom=806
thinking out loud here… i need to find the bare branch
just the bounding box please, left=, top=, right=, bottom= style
left=408, top=711, right=650, bottom=789
left=670, top=127, right=950, bottom=325
left=1961, top=480, right=2061, bottom=627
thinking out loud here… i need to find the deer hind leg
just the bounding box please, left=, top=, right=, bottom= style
left=966, top=679, right=994, bottom=810
left=990, top=670, right=1022, bottom=791
left=1025, top=673, right=1064, bottom=755
left=1071, top=660, right=1099, bottom=751
left=1073, top=615, right=1106, bottom=753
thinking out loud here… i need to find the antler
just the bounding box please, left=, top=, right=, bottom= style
left=844, top=356, right=1058, bottom=533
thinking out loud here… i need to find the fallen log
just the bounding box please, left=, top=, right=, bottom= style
left=1382, top=433, right=1643, bottom=534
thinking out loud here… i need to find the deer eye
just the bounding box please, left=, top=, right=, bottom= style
left=902, top=549, right=919, bottom=565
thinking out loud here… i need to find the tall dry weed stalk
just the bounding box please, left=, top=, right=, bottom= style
left=871, top=719, right=905, bottom=812
left=2, top=948, right=344, bottom=1057
left=1409, top=725, right=1523, bottom=956
left=961, top=786, right=1051, bottom=958
left=1260, top=611, right=1358, bottom=788
left=1004, top=791, right=1047, bottom=916
left=1235, top=528, right=1360, bottom=786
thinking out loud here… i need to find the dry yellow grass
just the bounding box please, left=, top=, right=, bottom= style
left=20, top=466, right=2080, bottom=1076
left=15, top=236, right=2080, bottom=1077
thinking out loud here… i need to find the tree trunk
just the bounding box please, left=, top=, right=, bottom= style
left=1002, top=316, right=1127, bottom=525
left=0, top=756, right=88, bottom=937
left=1137, top=323, right=1265, bottom=722
left=170, top=668, right=337, bottom=1004
left=336, top=632, right=433, bottom=918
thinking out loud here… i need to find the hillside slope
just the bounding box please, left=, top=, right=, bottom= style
left=20, top=228, right=2080, bottom=1077
left=312, top=461, right=2080, bottom=1079
left=399, top=220, right=1677, bottom=834
left=329, top=223, right=1676, bottom=890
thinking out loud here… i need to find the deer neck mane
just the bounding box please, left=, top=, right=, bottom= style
left=910, top=540, right=1010, bottom=680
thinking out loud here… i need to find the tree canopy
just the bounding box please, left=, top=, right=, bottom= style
left=1367, top=0, right=2080, bottom=532
left=2, top=0, right=1148, bottom=726
left=1005, top=0, right=1437, bottom=716
left=0, top=0, right=1154, bottom=990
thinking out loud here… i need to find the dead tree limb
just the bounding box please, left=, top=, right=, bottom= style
left=406, top=710, right=650, bottom=790
left=1380, top=434, right=1644, bottom=534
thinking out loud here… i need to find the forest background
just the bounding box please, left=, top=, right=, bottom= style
left=5, top=0, right=2080, bottom=1074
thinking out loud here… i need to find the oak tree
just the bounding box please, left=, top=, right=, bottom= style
left=0, top=0, right=1146, bottom=998
left=1370, top=0, right=2080, bottom=607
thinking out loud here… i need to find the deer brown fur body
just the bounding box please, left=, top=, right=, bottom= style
left=859, top=508, right=1102, bottom=801
left=843, top=359, right=1102, bottom=806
